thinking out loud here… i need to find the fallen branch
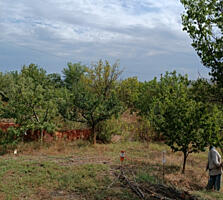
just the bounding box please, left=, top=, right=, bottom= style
left=111, top=167, right=199, bottom=200
left=120, top=172, right=145, bottom=199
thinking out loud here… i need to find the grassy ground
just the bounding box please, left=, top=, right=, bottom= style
left=0, top=140, right=222, bottom=200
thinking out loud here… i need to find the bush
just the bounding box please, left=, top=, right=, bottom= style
left=96, top=118, right=124, bottom=143
left=133, top=118, right=159, bottom=142
left=0, top=127, right=21, bottom=146
left=0, top=127, right=22, bottom=155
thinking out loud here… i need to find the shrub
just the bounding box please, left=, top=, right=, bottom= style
left=0, top=127, right=21, bottom=146
left=96, top=118, right=124, bottom=143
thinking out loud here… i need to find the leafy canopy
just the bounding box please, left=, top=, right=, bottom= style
left=2, top=64, right=58, bottom=140
left=181, top=0, right=223, bottom=87
left=62, top=60, right=123, bottom=144
left=139, top=72, right=221, bottom=173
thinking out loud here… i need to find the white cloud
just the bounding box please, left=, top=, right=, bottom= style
left=0, top=0, right=209, bottom=80
left=1, top=0, right=185, bottom=43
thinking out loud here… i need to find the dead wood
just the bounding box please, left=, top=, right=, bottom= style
left=112, top=168, right=200, bottom=200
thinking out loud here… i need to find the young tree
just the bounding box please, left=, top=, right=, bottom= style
left=140, top=72, right=220, bottom=173
left=181, top=0, right=223, bottom=88
left=63, top=60, right=123, bottom=144
left=3, top=64, right=59, bottom=142
left=190, top=79, right=223, bottom=154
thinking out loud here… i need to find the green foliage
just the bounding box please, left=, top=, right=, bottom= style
left=57, top=62, right=87, bottom=121
left=0, top=71, right=15, bottom=103
left=63, top=62, right=87, bottom=90
left=135, top=78, right=160, bottom=117
left=0, top=127, right=21, bottom=146
left=136, top=171, right=157, bottom=184
left=1, top=64, right=59, bottom=141
left=47, top=73, right=64, bottom=88
left=190, top=78, right=215, bottom=103
left=138, top=71, right=221, bottom=173
left=63, top=60, right=124, bottom=144
left=181, top=0, right=223, bottom=87
left=190, top=79, right=223, bottom=150
left=118, top=77, right=140, bottom=111
left=86, top=60, right=122, bottom=97
left=96, top=117, right=124, bottom=143
left=135, top=118, right=155, bottom=142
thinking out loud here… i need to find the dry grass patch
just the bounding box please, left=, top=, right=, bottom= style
left=1, top=141, right=222, bottom=199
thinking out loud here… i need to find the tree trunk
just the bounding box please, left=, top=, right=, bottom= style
left=40, top=129, right=44, bottom=145
left=182, top=151, right=188, bottom=174
left=93, top=125, right=96, bottom=145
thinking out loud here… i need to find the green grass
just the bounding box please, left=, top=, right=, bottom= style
left=136, top=171, right=158, bottom=184
left=0, top=141, right=222, bottom=200
left=0, top=154, right=141, bottom=200
left=0, top=158, right=110, bottom=199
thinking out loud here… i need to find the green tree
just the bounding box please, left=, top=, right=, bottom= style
left=181, top=0, right=223, bottom=88
left=190, top=79, right=223, bottom=154
left=86, top=60, right=122, bottom=98
left=135, top=78, right=159, bottom=117
left=57, top=63, right=87, bottom=122
left=63, top=62, right=87, bottom=90
left=0, top=72, right=10, bottom=118
left=118, top=77, right=140, bottom=111
left=141, top=72, right=220, bottom=173
left=190, top=78, right=214, bottom=104
left=63, top=60, right=123, bottom=144
left=48, top=73, right=64, bottom=89
left=3, top=64, right=58, bottom=142
left=0, top=71, right=16, bottom=103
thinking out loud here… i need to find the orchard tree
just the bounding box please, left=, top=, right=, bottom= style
left=57, top=62, right=87, bottom=121
left=190, top=79, right=223, bottom=154
left=142, top=72, right=220, bottom=173
left=181, top=0, right=223, bottom=88
left=118, top=77, right=141, bottom=111
left=0, top=72, right=11, bottom=118
left=135, top=78, right=160, bottom=117
left=63, top=62, right=87, bottom=90
left=86, top=60, right=122, bottom=98
left=0, top=72, right=16, bottom=103
left=63, top=60, right=123, bottom=144
left=190, top=78, right=214, bottom=103
left=3, top=64, right=59, bottom=142
left=73, top=84, right=122, bottom=144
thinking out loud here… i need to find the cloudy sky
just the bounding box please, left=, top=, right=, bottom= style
left=0, top=0, right=210, bottom=80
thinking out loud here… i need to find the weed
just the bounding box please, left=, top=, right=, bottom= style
left=136, top=171, right=158, bottom=184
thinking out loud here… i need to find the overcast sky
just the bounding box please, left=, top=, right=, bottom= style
left=0, top=0, right=210, bottom=81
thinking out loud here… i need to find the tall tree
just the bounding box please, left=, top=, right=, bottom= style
left=181, top=0, right=223, bottom=88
